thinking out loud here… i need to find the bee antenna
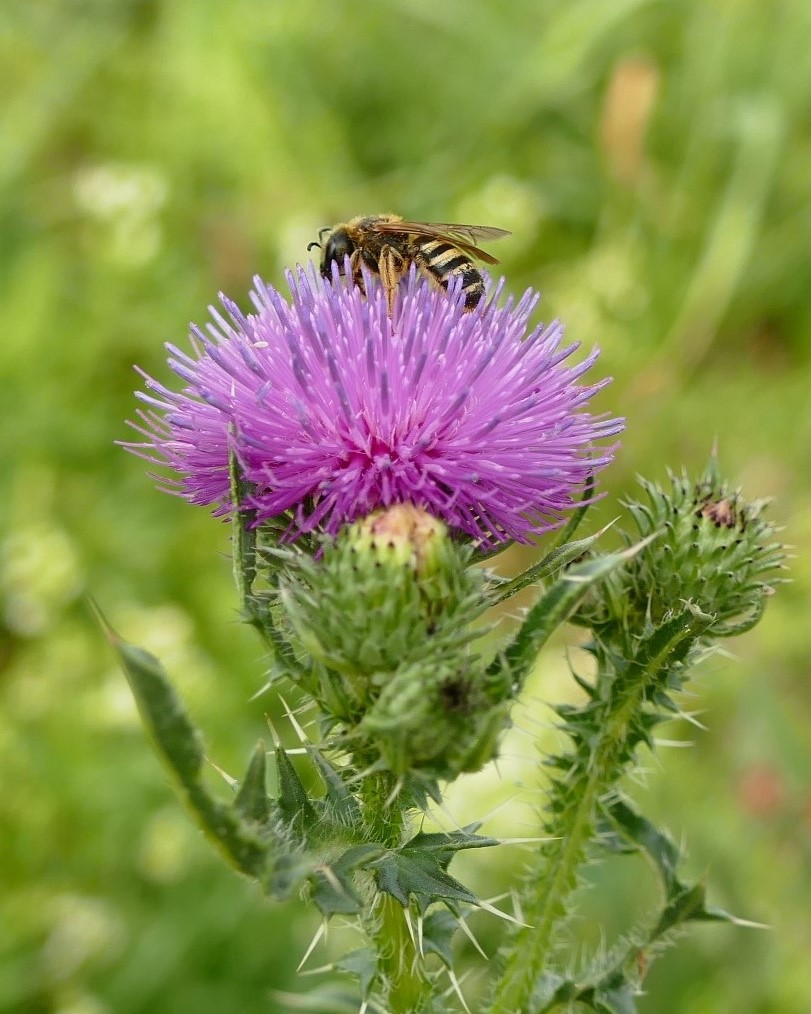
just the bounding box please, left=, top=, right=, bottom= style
left=307, top=241, right=321, bottom=252
left=318, top=226, right=331, bottom=240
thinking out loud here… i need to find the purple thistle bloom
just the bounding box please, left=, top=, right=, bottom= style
left=124, top=266, right=623, bottom=549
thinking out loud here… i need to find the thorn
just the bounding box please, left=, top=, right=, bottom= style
left=673, top=708, right=709, bottom=731
left=264, top=716, right=279, bottom=747
left=472, top=792, right=529, bottom=828
left=456, top=914, right=488, bottom=960
left=249, top=679, right=274, bottom=701
left=511, top=889, right=525, bottom=927
left=445, top=967, right=472, bottom=1014
left=476, top=897, right=531, bottom=928
left=298, top=961, right=336, bottom=977
left=384, top=776, right=405, bottom=809
left=727, top=915, right=771, bottom=930
left=315, top=863, right=345, bottom=896
left=297, top=920, right=327, bottom=972
left=494, top=835, right=560, bottom=846
left=420, top=797, right=468, bottom=834
left=402, top=906, right=417, bottom=949
left=345, top=762, right=384, bottom=786
left=279, top=694, right=310, bottom=743
left=205, top=756, right=238, bottom=790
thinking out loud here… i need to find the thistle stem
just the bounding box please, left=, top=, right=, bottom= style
left=489, top=693, right=639, bottom=1012
left=360, top=770, right=405, bottom=848
left=358, top=772, right=433, bottom=1012
left=489, top=608, right=709, bottom=1013
left=370, top=892, right=433, bottom=1014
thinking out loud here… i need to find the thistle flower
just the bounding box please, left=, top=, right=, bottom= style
left=125, top=266, right=622, bottom=549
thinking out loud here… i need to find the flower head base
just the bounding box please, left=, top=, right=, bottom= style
left=125, top=266, right=622, bottom=549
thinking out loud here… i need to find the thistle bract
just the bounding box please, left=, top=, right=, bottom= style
left=125, top=266, right=622, bottom=550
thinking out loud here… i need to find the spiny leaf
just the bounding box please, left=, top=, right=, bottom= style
left=233, top=741, right=270, bottom=824
left=336, top=948, right=379, bottom=999
left=591, top=972, right=639, bottom=1014
left=651, top=882, right=748, bottom=937
left=421, top=909, right=459, bottom=968
left=93, top=603, right=267, bottom=879
left=489, top=521, right=615, bottom=607
left=600, top=796, right=679, bottom=894
left=372, top=851, right=479, bottom=908
left=307, top=747, right=361, bottom=824
left=265, top=851, right=317, bottom=902
left=275, top=741, right=317, bottom=832
left=312, top=844, right=386, bottom=917
left=400, top=827, right=500, bottom=875
left=631, top=603, right=714, bottom=679
left=269, top=985, right=367, bottom=1013
left=492, top=538, right=657, bottom=691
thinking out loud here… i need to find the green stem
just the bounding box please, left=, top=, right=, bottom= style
left=489, top=608, right=711, bottom=1013
left=360, top=770, right=405, bottom=848
left=371, top=892, right=433, bottom=1014
left=490, top=697, right=639, bottom=1011
left=358, top=773, right=433, bottom=1013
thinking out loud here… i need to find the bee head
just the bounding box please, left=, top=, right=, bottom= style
left=319, top=227, right=356, bottom=277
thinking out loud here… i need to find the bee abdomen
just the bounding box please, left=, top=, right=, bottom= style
left=419, top=241, right=484, bottom=309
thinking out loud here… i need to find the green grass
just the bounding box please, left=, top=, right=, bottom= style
left=2, top=1, right=809, bottom=1011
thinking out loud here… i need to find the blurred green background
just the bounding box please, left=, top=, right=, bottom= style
left=2, top=1, right=809, bottom=1012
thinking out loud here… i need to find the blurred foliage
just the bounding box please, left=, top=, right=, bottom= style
left=1, top=1, right=809, bottom=1012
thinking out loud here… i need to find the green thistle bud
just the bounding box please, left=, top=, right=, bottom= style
left=585, top=458, right=787, bottom=638
left=280, top=504, right=485, bottom=688
left=359, top=656, right=510, bottom=780
left=278, top=505, right=511, bottom=780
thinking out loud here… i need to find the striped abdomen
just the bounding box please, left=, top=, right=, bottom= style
left=414, top=240, right=485, bottom=311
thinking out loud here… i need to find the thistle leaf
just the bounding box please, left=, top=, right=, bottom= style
left=307, top=747, right=361, bottom=824
left=421, top=909, right=459, bottom=968
left=336, top=948, right=379, bottom=999
left=233, top=740, right=270, bottom=824
left=312, top=844, right=385, bottom=916
left=591, top=973, right=639, bottom=1014
left=402, top=826, right=500, bottom=864
left=372, top=851, right=479, bottom=908
left=93, top=603, right=267, bottom=879
left=489, top=522, right=615, bottom=607
left=493, top=539, right=656, bottom=690
left=275, top=740, right=317, bottom=832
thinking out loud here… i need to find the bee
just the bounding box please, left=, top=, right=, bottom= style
left=308, top=214, right=510, bottom=315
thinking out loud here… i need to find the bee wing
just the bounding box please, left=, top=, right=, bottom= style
left=369, top=219, right=510, bottom=264
left=423, top=223, right=512, bottom=243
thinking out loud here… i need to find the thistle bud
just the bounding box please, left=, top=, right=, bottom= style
left=587, top=459, right=787, bottom=637
left=278, top=505, right=510, bottom=780
left=359, top=657, right=510, bottom=780
left=280, top=504, right=485, bottom=688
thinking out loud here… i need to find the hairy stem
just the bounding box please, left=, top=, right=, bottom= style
left=358, top=773, right=434, bottom=1012
left=371, top=892, right=433, bottom=1014
left=490, top=691, right=640, bottom=1011
left=489, top=608, right=710, bottom=1013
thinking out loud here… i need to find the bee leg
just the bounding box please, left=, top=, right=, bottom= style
left=349, top=250, right=366, bottom=296
left=379, top=245, right=407, bottom=317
